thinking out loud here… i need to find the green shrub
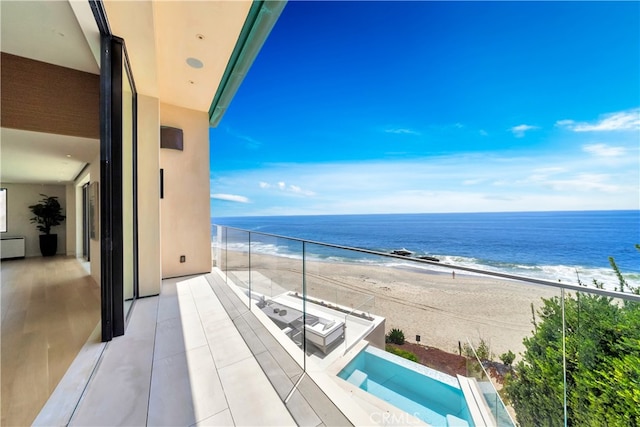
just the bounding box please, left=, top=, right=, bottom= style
left=463, top=337, right=493, bottom=361
left=476, top=338, right=493, bottom=361
left=386, top=345, right=418, bottom=362
left=506, top=292, right=640, bottom=425
left=386, top=328, right=405, bottom=345
left=499, top=350, right=515, bottom=366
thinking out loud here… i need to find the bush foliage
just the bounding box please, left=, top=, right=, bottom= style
left=462, top=337, right=493, bottom=362
left=499, top=350, right=515, bottom=366
left=505, top=251, right=640, bottom=426
left=386, top=328, right=405, bottom=345
left=386, top=345, right=419, bottom=362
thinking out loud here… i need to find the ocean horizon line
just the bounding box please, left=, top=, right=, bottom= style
left=212, top=208, right=638, bottom=220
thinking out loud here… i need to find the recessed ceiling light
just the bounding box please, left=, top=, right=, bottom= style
left=66, top=154, right=71, bottom=158
left=186, top=57, right=203, bottom=69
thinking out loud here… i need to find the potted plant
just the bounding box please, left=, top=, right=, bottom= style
left=29, top=194, right=66, bottom=257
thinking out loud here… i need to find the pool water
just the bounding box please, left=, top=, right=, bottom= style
left=338, top=346, right=474, bottom=426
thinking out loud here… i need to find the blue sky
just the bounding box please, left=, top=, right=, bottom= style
left=210, top=1, right=639, bottom=217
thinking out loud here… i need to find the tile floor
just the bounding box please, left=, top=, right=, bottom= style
left=67, top=275, right=296, bottom=426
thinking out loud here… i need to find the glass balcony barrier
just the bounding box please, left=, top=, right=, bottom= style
left=464, top=337, right=517, bottom=426
left=212, top=224, right=640, bottom=427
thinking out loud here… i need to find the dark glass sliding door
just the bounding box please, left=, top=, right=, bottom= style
left=121, top=44, right=137, bottom=320
left=98, top=31, right=139, bottom=341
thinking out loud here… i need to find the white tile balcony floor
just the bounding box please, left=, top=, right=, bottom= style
left=37, top=272, right=353, bottom=426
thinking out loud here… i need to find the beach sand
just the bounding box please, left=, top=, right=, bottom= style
left=220, top=249, right=559, bottom=359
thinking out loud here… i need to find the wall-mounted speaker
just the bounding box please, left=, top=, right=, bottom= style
left=160, top=126, right=183, bottom=151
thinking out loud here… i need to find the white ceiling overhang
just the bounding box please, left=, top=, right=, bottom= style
left=103, top=0, right=254, bottom=113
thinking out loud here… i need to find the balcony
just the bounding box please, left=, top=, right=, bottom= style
left=213, top=225, right=640, bottom=426
left=35, top=225, right=639, bottom=426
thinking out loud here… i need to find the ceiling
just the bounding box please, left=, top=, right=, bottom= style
left=0, top=128, right=98, bottom=184
left=1, top=0, right=253, bottom=184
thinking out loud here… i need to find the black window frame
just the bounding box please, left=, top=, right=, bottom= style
left=91, top=0, right=139, bottom=341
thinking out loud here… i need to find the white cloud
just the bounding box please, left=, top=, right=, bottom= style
left=510, top=124, right=538, bottom=138
left=211, top=146, right=639, bottom=216
left=289, top=185, right=316, bottom=196
left=210, top=193, right=250, bottom=203
left=479, top=130, right=488, bottom=136
left=532, top=167, right=566, bottom=175
left=259, top=180, right=315, bottom=196
left=582, top=143, right=626, bottom=157
left=385, top=128, right=421, bottom=135
left=541, top=173, right=620, bottom=193
left=556, top=108, right=640, bottom=132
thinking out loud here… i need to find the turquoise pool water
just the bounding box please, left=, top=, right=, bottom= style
left=338, top=346, right=474, bottom=426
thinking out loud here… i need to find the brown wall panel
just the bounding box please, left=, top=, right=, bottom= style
left=1, top=53, right=99, bottom=139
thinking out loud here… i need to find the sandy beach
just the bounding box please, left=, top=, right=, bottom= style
left=219, top=249, right=559, bottom=359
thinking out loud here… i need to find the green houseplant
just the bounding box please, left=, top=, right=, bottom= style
left=29, top=194, right=66, bottom=256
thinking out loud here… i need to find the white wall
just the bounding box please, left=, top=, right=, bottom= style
left=0, top=183, right=67, bottom=257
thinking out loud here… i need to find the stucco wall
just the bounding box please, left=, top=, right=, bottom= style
left=159, top=103, right=211, bottom=278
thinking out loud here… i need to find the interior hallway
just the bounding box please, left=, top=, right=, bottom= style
left=1, top=255, right=100, bottom=427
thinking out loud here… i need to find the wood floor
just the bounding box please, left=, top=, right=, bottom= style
left=1, top=256, right=100, bottom=427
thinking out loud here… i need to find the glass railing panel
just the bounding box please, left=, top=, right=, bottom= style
left=302, top=243, right=380, bottom=362
left=213, top=228, right=305, bottom=402
left=247, top=233, right=306, bottom=367
left=464, top=338, right=516, bottom=426
left=211, top=225, right=218, bottom=269
left=223, top=228, right=251, bottom=302
left=344, top=295, right=375, bottom=353
left=217, top=226, right=228, bottom=276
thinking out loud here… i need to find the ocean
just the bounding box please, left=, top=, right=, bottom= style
left=212, top=210, right=640, bottom=292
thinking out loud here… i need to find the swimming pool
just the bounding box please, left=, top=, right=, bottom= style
left=338, top=346, right=474, bottom=426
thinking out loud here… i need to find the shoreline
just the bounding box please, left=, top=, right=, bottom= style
left=211, top=240, right=640, bottom=292
left=219, top=250, right=560, bottom=358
